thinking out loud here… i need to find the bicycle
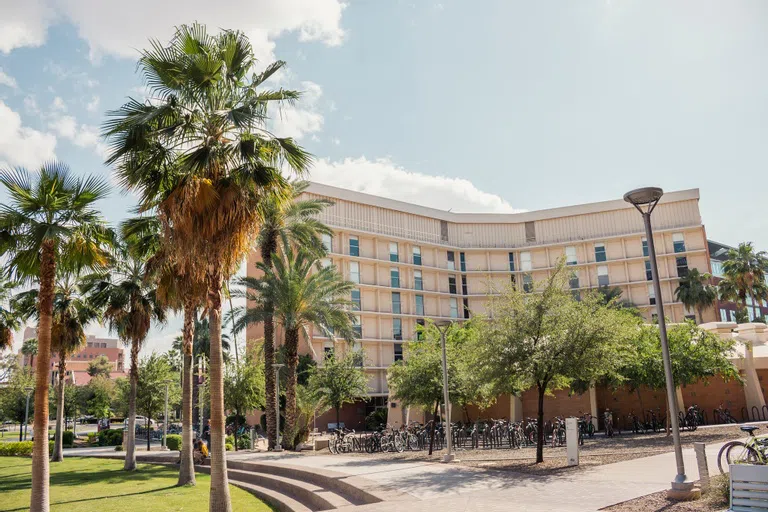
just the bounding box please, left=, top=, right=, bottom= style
left=604, top=410, right=614, bottom=438
left=717, top=425, right=768, bottom=473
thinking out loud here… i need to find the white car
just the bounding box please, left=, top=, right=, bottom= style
left=124, top=416, right=156, bottom=428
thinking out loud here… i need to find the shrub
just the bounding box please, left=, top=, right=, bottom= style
left=366, top=409, right=387, bottom=431
left=86, top=432, right=97, bottom=444
left=225, top=443, right=234, bottom=451
left=166, top=434, right=182, bottom=451
left=0, top=441, right=34, bottom=456
left=62, top=430, right=75, bottom=448
left=237, top=434, right=250, bottom=450
left=98, top=429, right=123, bottom=446
left=225, top=435, right=234, bottom=446
left=115, top=445, right=123, bottom=451
left=49, top=440, right=53, bottom=455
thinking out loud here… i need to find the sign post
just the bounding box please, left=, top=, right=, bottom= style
left=566, top=417, right=579, bottom=467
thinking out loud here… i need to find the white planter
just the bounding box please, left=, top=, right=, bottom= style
left=730, top=464, right=768, bottom=511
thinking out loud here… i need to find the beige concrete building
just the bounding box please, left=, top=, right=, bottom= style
left=247, top=183, right=714, bottom=430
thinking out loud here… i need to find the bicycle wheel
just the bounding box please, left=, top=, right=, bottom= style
left=408, top=434, right=419, bottom=451
left=393, top=435, right=404, bottom=453
left=328, top=437, right=338, bottom=454
left=717, top=441, right=759, bottom=474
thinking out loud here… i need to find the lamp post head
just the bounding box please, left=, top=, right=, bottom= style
left=624, top=187, right=664, bottom=215
left=24, top=386, right=33, bottom=394
left=271, top=363, right=285, bottom=369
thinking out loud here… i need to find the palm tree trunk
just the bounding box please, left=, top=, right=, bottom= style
left=261, top=240, right=277, bottom=450
left=283, top=327, right=299, bottom=450
left=178, top=299, right=196, bottom=486
left=125, top=340, right=139, bottom=471
left=207, top=269, right=232, bottom=512
left=52, top=357, right=66, bottom=462
left=30, top=239, right=55, bottom=512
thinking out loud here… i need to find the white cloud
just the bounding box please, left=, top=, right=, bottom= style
left=86, top=95, right=100, bottom=113
left=0, top=68, right=17, bottom=89
left=23, top=95, right=39, bottom=114
left=1, top=1, right=346, bottom=59
left=48, top=114, right=107, bottom=159
left=309, top=157, right=524, bottom=213
left=51, top=96, right=67, bottom=112
left=0, top=101, right=57, bottom=168
left=271, top=80, right=324, bottom=140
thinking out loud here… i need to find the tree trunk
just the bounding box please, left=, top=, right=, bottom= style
left=261, top=241, right=277, bottom=450
left=335, top=407, right=340, bottom=431
left=283, top=328, right=299, bottom=450
left=536, top=385, right=546, bottom=464
left=147, top=414, right=151, bottom=452
left=52, top=357, right=66, bottom=462
left=428, top=401, right=439, bottom=455
left=30, top=239, right=55, bottom=512
left=125, top=339, right=139, bottom=471
left=207, top=269, right=232, bottom=512
left=234, top=411, right=239, bottom=452
left=178, top=299, right=196, bottom=486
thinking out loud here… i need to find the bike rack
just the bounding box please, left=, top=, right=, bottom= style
left=701, top=410, right=708, bottom=426
left=762, top=405, right=768, bottom=422
left=753, top=406, right=762, bottom=422
left=741, top=407, right=749, bottom=422
left=714, top=409, right=721, bottom=424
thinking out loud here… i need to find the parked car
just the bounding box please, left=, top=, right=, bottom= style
left=123, top=416, right=156, bottom=428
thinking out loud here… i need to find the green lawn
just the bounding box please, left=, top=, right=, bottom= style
left=0, top=456, right=274, bottom=512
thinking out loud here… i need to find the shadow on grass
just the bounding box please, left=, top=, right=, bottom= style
left=1, top=485, right=179, bottom=512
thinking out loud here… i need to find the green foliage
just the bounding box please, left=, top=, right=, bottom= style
left=62, top=430, right=75, bottom=448
left=307, top=350, right=369, bottom=419
left=87, top=355, right=113, bottom=378
left=718, top=242, right=768, bottom=322
left=365, top=408, right=387, bottom=431
left=224, top=356, right=265, bottom=423
left=135, top=353, right=181, bottom=422
left=98, top=429, right=123, bottom=447
left=675, top=268, right=717, bottom=323
left=82, top=376, right=116, bottom=419
left=166, top=434, right=182, bottom=451
left=112, top=378, right=130, bottom=418
left=0, top=441, right=34, bottom=456
left=0, top=365, right=34, bottom=425
left=225, top=443, right=234, bottom=452
left=236, top=435, right=250, bottom=450
left=86, top=432, right=97, bottom=444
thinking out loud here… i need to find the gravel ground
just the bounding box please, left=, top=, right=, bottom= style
left=602, top=474, right=730, bottom=511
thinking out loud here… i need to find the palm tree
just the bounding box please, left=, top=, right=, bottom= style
left=232, top=246, right=356, bottom=449
left=254, top=181, right=331, bottom=449
left=104, top=24, right=311, bottom=509
left=0, top=276, right=20, bottom=351
left=718, top=242, right=768, bottom=322
left=21, top=337, right=38, bottom=367
left=83, top=252, right=165, bottom=471
left=0, top=162, right=112, bottom=512
left=675, top=269, right=717, bottom=323
left=14, top=276, right=99, bottom=461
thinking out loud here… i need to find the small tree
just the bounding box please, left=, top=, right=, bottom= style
left=83, top=376, right=116, bottom=420
left=223, top=355, right=265, bottom=451
left=0, top=364, right=35, bottom=440
left=87, top=355, right=113, bottom=378
left=135, top=353, right=180, bottom=451
left=675, top=269, right=717, bottom=324
left=307, top=350, right=369, bottom=431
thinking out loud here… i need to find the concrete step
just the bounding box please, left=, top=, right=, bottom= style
left=228, top=480, right=312, bottom=512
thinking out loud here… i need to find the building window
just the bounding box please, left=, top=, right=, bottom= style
left=676, top=257, right=689, bottom=278
left=350, top=262, right=360, bottom=284
left=523, top=274, right=533, bottom=293
left=463, top=298, right=470, bottom=319
left=525, top=221, right=536, bottom=242
left=392, top=292, right=401, bottom=314
left=414, top=270, right=423, bottom=291
left=389, top=242, right=399, bottom=262
left=413, top=246, right=422, bottom=265
left=448, top=275, right=457, bottom=294
left=393, top=318, right=402, bottom=340
left=322, top=233, right=332, bottom=253
left=351, top=289, right=361, bottom=311
left=720, top=308, right=728, bottom=322
left=352, top=316, right=362, bottom=338
left=394, top=343, right=403, bottom=362
left=390, top=268, right=400, bottom=288
left=673, top=233, right=686, bottom=254
left=416, top=318, right=425, bottom=340
left=508, top=252, right=515, bottom=271
left=349, top=236, right=359, bottom=257
left=447, top=251, right=455, bottom=270
left=597, top=265, right=609, bottom=287
left=460, top=252, right=466, bottom=272
left=569, top=272, right=579, bottom=290
left=415, top=295, right=424, bottom=316
left=521, top=252, right=532, bottom=271
left=323, top=341, right=334, bottom=358
left=595, top=243, right=607, bottom=262
left=711, top=260, right=724, bottom=277
left=565, top=246, right=577, bottom=266
left=461, top=275, right=468, bottom=295
left=648, top=284, right=656, bottom=306
left=645, top=260, right=653, bottom=281
left=450, top=298, right=459, bottom=318
left=642, top=237, right=648, bottom=258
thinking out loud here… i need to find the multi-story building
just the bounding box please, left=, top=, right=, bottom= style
left=709, top=239, right=768, bottom=323
left=248, top=183, right=714, bottom=430
left=19, top=327, right=126, bottom=385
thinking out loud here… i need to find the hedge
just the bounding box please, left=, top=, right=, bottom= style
left=225, top=443, right=233, bottom=451
left=98, top=429, right=123, bottom=446
left=166, top=434, right=182, bottom=451
left=63, top=430, right=75, bottom=448
left=0, top=441, right=53, bottom=456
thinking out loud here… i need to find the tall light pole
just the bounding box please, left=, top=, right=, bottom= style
left=624, top=187, right=695, bottom=499
left=272, top=363, right=285, bottom=452
left=198, top=357, right=205, bottom=440
left=161, top=379, right=173, bottom=450
left=23, top=386, right=33, bottom=441
left=434, top=320, right=455, bottom=463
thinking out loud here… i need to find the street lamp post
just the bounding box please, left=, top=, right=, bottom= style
left=161, top=379, right=173, bottom=451
left=272, top=363, right=285, bottom=452
left=434, top=320, right=455, bottom=463
left=198, top=357, right=205, bottom=441
left=23, top=386, right=33, bottom=441
left=624, top=187, right=696, bottom=499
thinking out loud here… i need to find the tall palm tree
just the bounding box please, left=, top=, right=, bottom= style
left=104, top=24, right=311, bottom=509
left=21, top=337, right=38, bottom=367
left=232, top=247, right=356, bottom=449
left=0, top=276, right=20, bottom=351
left=83, top=252, right=165, bottom=471
left=254, top=181, right=331, bottom=449
left=675, top=268, right=717, bottom=324
left=14, top=276, right=99, bottom=461
left=0, top=162, right=112, bottom=512
left=718, top=242, right=768, bottom=322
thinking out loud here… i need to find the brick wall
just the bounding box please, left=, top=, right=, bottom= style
left=596, top=385, right=668, bottom=430
left=461, top=394, right=512, bottom=422
left=682, top=373, right=747, bottom=423
left=521, top=388, right=592, bottom=421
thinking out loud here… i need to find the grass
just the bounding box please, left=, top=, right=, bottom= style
left=0, top=456, right=274, bottom=512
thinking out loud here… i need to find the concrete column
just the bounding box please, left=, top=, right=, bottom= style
left=675, top=386, right=685, bottom=414
left=589, top=385, right=599, bottom=430
left=510, top=395, right=523, bottom=422
left=737, top=324, right=768, bottom=414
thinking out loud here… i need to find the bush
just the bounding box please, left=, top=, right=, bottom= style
left=0, top=441, right=34, bottom=456
left=225, top=443, right=234, bottom=451
left=62, top=430, right=75, bottom=448
left=366, top=409, right=387, bottom=431
left=166, top=434, right=182, bottom=451
left=98, top=429, right=123, bottom=446
left=225, top=435, right=234, bottom=446
left=86, top=432, right=97, bottom=444
left=115, top=445, right=123, bottom=451
left=237, top=434, right=250, bottom=450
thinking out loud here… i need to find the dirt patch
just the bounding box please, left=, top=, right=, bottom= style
left=602, top=474, right=730, bottom=511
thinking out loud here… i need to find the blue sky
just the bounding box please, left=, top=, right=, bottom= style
left=1, top=0, right=767, bottom=353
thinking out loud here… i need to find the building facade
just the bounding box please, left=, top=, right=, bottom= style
left=248, top=183, right=715, bottom=431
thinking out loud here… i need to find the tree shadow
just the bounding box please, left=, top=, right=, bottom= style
left=0, top=485, right=179, bottom=512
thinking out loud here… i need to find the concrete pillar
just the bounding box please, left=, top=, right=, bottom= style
left=589, top=385, right=599, bottom=430
left=510, top=395, right=523, bottom=422
left=675, top=386, right=685, bottom=414
left=736, top=323, right=768, bottom=415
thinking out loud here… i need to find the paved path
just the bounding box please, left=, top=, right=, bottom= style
left=225, top=441, right=730, bottom=512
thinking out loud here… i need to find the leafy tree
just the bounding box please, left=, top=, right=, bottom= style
left=474, top=263, right=639, bottom=463
left=81, top=376, right=116, bottom=420
left=0, top=276, right=20, bottom=351
left=307, top=350, right=369, bottom=431
left=87, top=355, right=113, bottom=379
left=675, top=269, right=717, bottom=324
left=233, top=246, right=355, bottom=449
left=0, top=162, right=112, bottom=511
left=21, top=338, right=38, bottom=367
left=135, top=353, right=181, bottom=451
left=718, top=242, right=768, bottom=322
left=223, top=355, right=265, bottom=450
left=0, top=352, right=18, bottom=382
left=112, top=377, right=130, bottom=419
left=0, top=364, right=35, bottom=441
left=83, top=253, right=166, bottom=471
left=104, top=23, right=311, bottom=511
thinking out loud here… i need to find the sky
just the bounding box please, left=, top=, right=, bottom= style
left=1, top=0, right=767, bottom=355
